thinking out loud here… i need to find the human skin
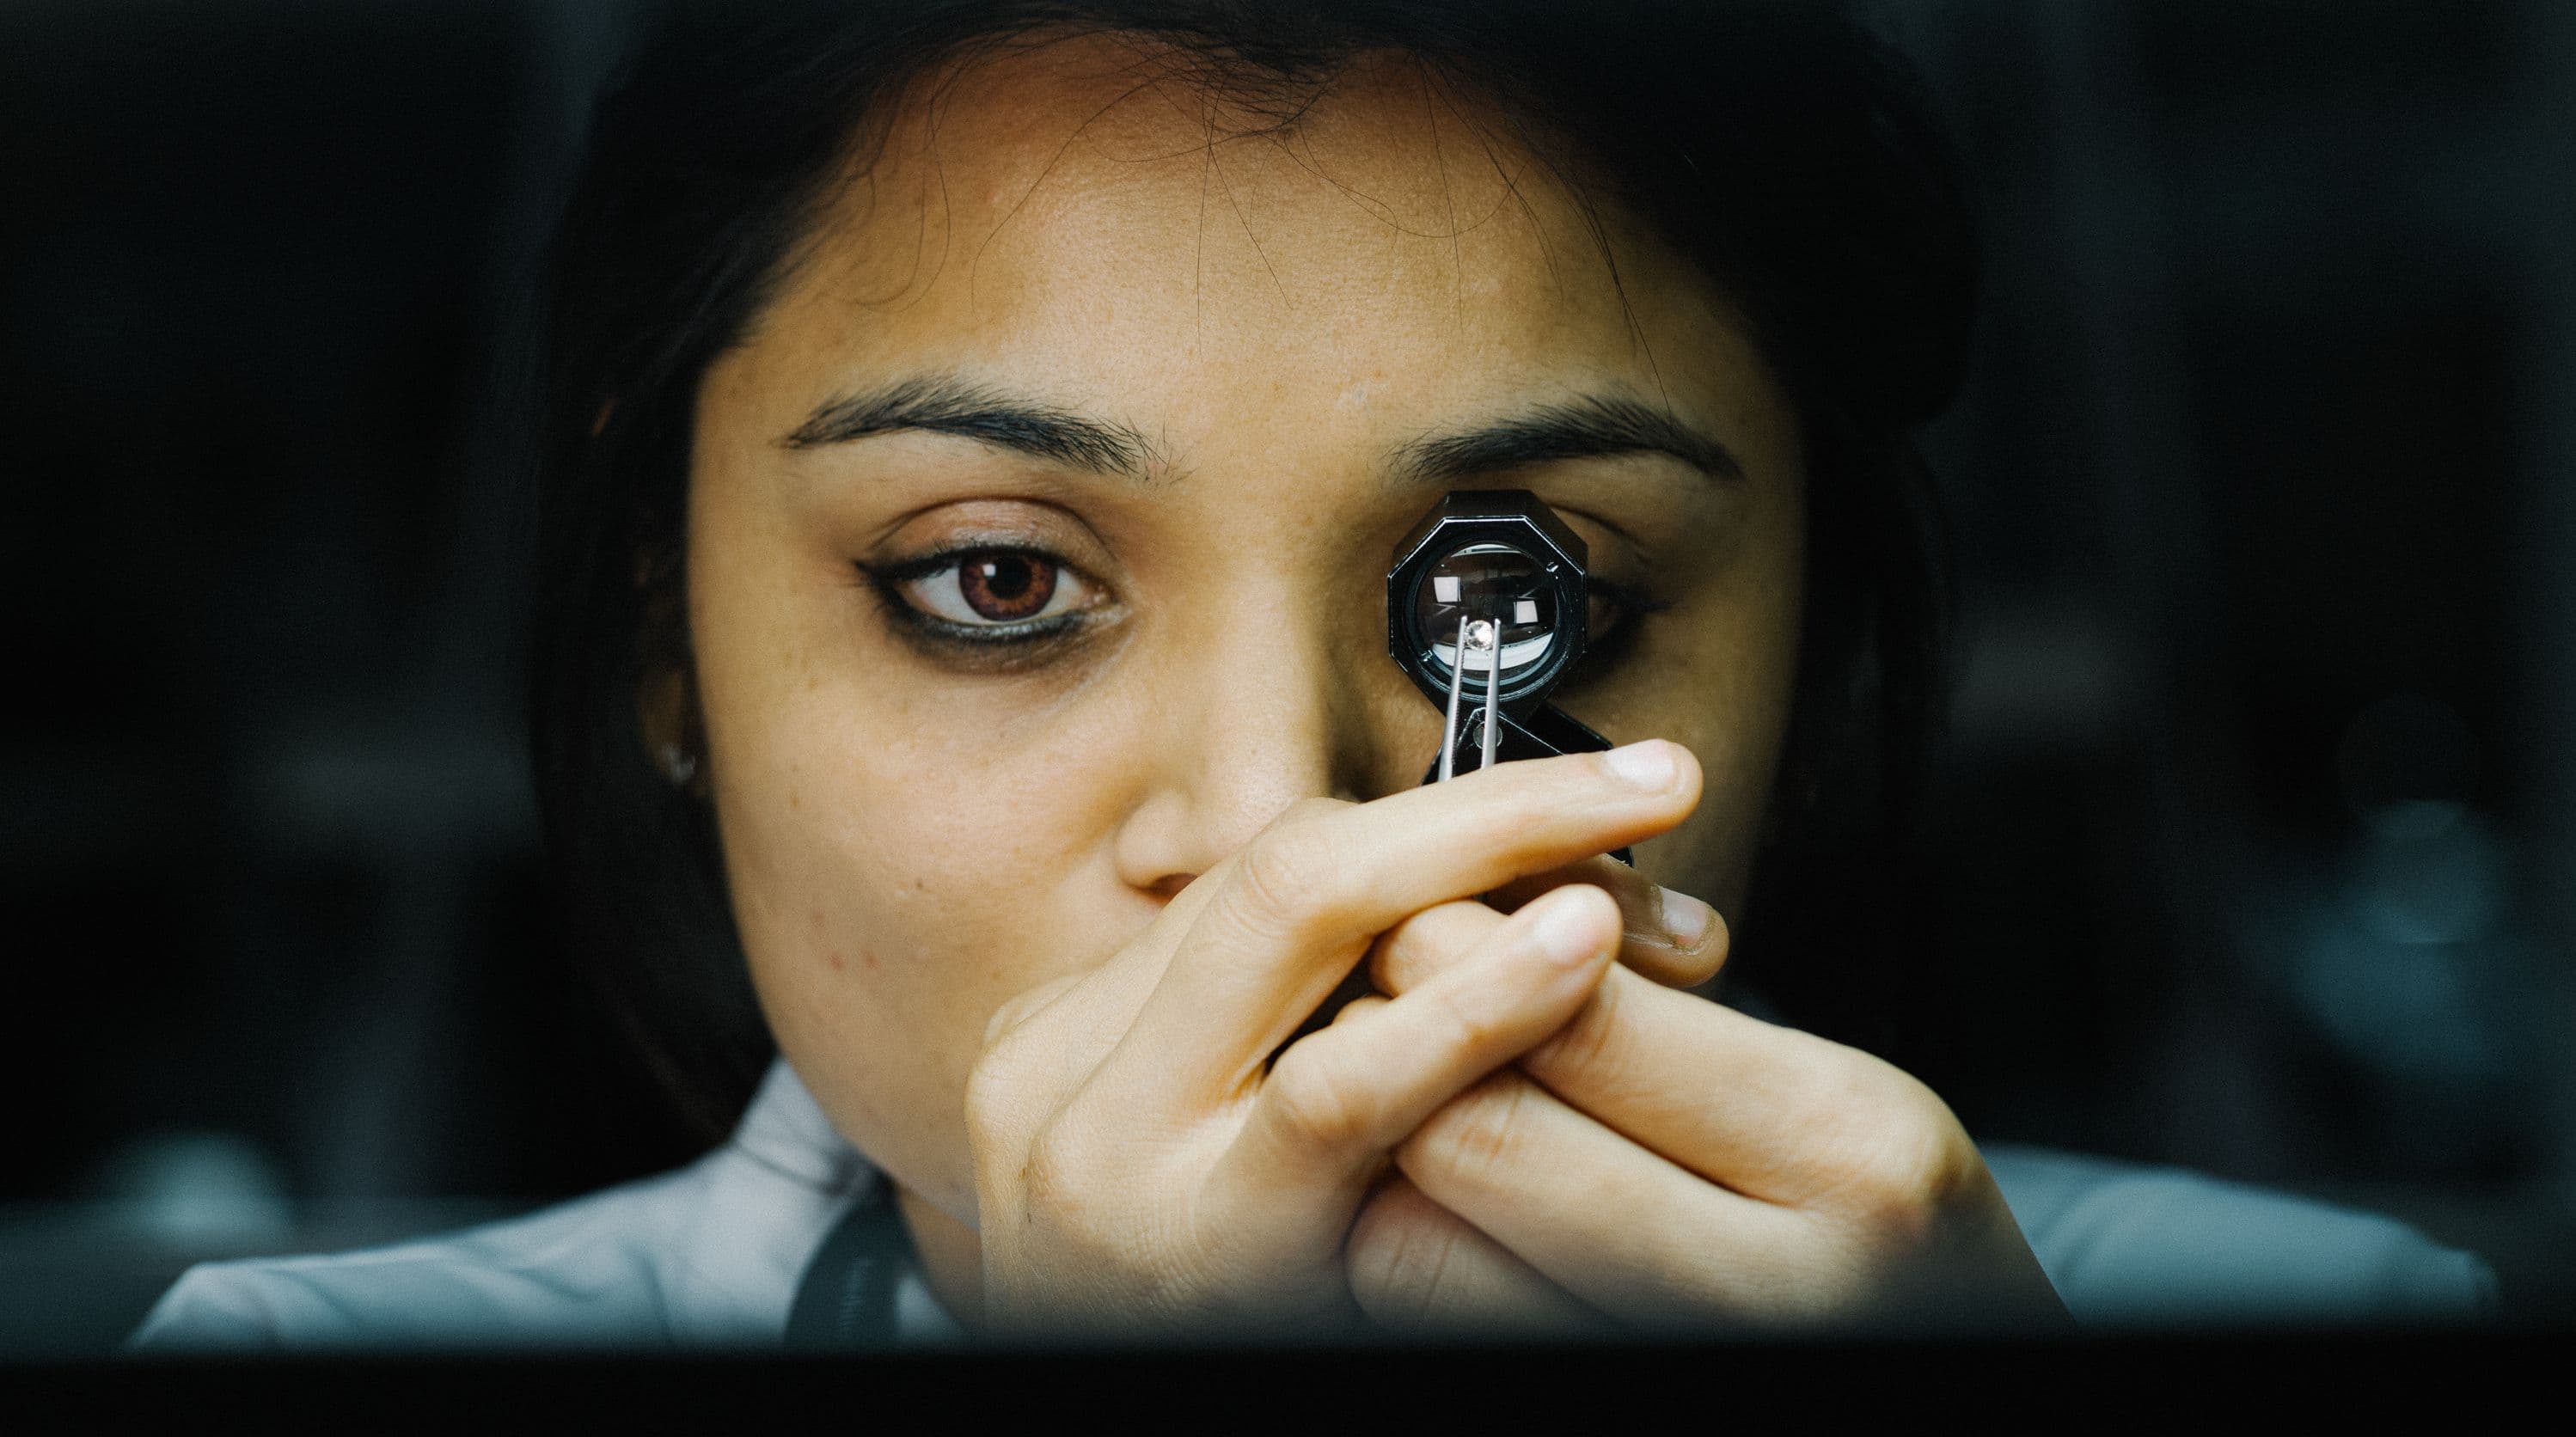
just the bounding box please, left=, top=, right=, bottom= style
left=678, top=35, right=2063, bottom=1332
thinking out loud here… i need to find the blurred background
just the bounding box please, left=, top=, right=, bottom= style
left=3, top=0, right=2572, bottom=1353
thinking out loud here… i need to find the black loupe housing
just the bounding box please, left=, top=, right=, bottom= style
left=1386, top=488, right=1623, bottom=859
left=1386, top=490, right=1589, bottom=717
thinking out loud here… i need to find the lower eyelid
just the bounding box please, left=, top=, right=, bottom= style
left=886, top=610, right=1101, bottom=676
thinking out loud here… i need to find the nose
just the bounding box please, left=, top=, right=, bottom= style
left=1111, top=576, right=1397, bottom=897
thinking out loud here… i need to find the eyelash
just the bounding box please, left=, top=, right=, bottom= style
left=858, top=547, right=1664, bottom=672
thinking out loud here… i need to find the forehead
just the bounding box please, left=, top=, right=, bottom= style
left=737, top=31, right=1778, bottom=450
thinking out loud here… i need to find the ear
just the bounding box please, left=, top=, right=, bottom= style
left=633, top=529, right=707, bottom=796
left=638, top=658, right=704, bottom=793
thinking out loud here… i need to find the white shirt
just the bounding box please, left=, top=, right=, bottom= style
left=132, top=1061, right=960, bottom=1351
left=130, top=1059, right=2493, bottom=1350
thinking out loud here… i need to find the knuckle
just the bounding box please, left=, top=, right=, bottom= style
left=1016, top=1122, right=1101, bottom=1221
left=1422, top=977, right=1510, bottom=1059
left=1843, top=1138, right=1936, bottom=1228
left=963, top=1047, right=1011, bottom=1117
left=1229, top=824, right=1342, bottom=937
left=964, top=1038, right=1033, bottom=1134
left=1806, top=1046, right=1904, bottom=1140
left=1411, top=1078, right=1527, bottom=1189
left=1345, top=1195, right=1459, bottom=1325
left=1266, top=1045, right=1376, bottom=1153
left=1885, top=1090, right=1979, bottom=1206
left=1527, top=990, right=1619, bottom=1081
left=981, top=990, right=1044, bottom=1049
left=1817, top=1063, right=1977, bottom=1235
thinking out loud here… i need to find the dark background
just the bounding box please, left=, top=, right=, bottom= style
left=3, top=0, right=2572, bottom=1350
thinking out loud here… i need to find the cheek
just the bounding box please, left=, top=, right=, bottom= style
left=713, top=664, right=1130, bottom=1028
left=702, top=657, right=1158, bottom=1212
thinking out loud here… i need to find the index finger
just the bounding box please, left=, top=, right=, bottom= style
left=1107, top=739, right=1702, bottom=1102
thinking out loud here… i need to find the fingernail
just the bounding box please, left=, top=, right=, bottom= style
left=1658, top=888, right=1716, bottom=951
left=1530, top=890, right=1610, bottom=968
left=1602, top=740, right=1676, bottom=792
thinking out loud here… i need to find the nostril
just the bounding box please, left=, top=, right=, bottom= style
left=1146, top=871, right=1198, bottom=901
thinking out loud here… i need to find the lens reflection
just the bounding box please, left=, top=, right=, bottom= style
left=1416, top=541, right=1558, bottom=678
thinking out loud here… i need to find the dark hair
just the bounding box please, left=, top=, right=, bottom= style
left=529, top=0, right=1975, bottom=1140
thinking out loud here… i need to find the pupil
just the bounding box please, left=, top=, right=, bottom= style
left=982, top=558, right=1031, bottom=600
left=960, top=553, right=1055, bottom=621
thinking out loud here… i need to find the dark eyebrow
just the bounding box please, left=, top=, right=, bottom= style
left=780, top=374, right=1160, bottom=480
left=1387, top=393, right=1747, bottom=487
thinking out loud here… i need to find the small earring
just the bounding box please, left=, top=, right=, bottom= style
left=658, top=742, right=699, bottom=787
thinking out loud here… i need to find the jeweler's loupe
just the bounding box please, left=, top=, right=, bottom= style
left=1387, top=492, right=1625, bottom=866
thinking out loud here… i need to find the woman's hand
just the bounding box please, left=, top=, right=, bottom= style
left=1342, top=884, right=2072, bottom=1336
left=961, top=741, right=1704, bottom=1336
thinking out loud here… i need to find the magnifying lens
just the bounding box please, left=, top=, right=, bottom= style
left=1387, top=489, right=1629, bottom=862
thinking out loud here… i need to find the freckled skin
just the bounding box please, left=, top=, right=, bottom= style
left=682, top=39, right=1804, bottom=1307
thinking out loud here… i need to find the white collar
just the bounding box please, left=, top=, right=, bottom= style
left=730, top=1057, right=878, bottom=1195
left=730, top=1057, right=965, bottom=1343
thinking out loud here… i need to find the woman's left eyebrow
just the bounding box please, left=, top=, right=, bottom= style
left=1386, top=393, right=1747, bottom=487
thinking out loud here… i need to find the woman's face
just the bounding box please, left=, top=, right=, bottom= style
left=683, top=40, right=1804, bottom=1230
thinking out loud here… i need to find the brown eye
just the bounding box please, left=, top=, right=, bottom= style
left=958, top=552, right=1055, bottom=621
left=895, top=549, right=1098, bottom=628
